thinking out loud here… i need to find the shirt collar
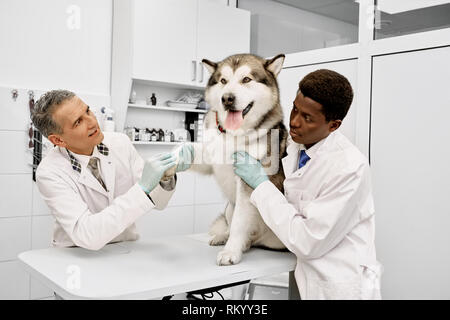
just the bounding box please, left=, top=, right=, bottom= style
left=66, top=142, right=109, bottom=173
left=299, top=135, right=327, bottom=159
left=286, top=131, right=334, bottom=160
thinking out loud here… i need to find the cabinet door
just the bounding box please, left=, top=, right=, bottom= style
left=132, top=0, right=198, bottom=85
left=196, top=0, right=250, bottom=86
left=371, top=46, right=450, bottom=299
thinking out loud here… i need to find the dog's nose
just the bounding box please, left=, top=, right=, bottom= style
left=221, top=93, right=235, bottom=108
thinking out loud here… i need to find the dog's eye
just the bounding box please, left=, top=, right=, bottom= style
left=242, top=77, right=252, bottom=83
left=220, top=78, right=227, bottom=84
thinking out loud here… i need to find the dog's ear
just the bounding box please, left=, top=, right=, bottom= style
left=202, top=59, right=218, bottom=75
left=265, top=54, right=285, bottom=77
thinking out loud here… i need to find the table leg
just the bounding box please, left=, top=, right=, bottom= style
left=288, top=271, right=301, bottom=300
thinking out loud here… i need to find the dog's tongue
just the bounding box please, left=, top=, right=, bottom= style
left=225, top=110, right=244, bottom=130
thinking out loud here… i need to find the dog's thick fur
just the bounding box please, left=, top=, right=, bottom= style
left=174, top=54, right=288, bottom=265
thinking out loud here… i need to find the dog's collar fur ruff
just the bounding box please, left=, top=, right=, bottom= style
left=215, top=111, right=226, bottom=133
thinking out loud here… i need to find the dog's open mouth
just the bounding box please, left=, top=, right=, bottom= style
left=224, top=102, right=254, bottom=131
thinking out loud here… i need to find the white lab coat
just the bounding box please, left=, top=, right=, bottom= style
left=250, top=131, right=382, bottom=299
left=36, top=132, right=175, bottom=250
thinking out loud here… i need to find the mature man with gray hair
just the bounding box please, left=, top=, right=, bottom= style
left=32, top=90, right=193, bottom=250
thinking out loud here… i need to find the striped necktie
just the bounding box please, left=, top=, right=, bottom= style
left=298, top=149, right=310, bottom=169
left=88, top=157, right=107, bottom=191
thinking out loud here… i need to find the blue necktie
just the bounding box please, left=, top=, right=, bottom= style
left=298, top=149, right=310, bottom=169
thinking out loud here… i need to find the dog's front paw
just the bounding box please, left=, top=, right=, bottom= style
left=209, top=234, right=228, bottom=246
left=216, top=249, right=242, bottom=266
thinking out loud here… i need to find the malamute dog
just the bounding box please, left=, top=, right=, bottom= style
left=173, top=54, right=288, bottom=265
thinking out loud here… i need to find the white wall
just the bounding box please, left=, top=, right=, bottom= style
left=0, top=0, right=112, bottom=96
left=238, top=0, right=358, bottom=57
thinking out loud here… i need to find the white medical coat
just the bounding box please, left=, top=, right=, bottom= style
left=250, top=131, right=382, bottom=299
left=36, top=132, right=175, bottom=250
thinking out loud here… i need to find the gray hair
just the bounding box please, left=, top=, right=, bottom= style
left=31, top=89, right=76, bottom=137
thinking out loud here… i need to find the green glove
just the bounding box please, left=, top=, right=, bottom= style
left=175, top=144, right=194, bottom=172
left=232, top=151, right=268, bottom=189
left=139, top=153, right=177, bottom=194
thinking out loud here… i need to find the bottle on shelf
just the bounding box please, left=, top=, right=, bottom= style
left=101, top=107, right=116, bottom=132
left=158, top=128, right=165, bottom=142
left=150, top=128, right=158, bottom=142
left=151, top=93, right=157, bottom=106
left=173, top=118, right=190, bottom=142
left=139, top=128, right=146, bottom=141
left=164, top=130, right=171, bottom=142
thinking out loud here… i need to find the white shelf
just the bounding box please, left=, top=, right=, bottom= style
left=132, top=78, right=205, bottom=90
left=132, top=141, right=182, bottom=146
left=128, top=103, right=208, bottom=114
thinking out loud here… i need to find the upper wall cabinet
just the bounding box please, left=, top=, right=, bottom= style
left=132, top=0, right=197, bottom=85
left=132, top=0, right=250, bottom=87
left=196, top=0, right=251, bottom=86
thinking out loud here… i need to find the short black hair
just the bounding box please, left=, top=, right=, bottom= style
left=299, top=69, right=353, bottom=121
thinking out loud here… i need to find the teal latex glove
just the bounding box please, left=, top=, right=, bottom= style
left=139, top=153, right=177, bottom=194
left=176, top=144, right=194, bottom=172
left=232, top=151, right=268, bottom=189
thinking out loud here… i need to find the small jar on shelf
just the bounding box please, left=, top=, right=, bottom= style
left=150, top=128, right=159, bottom=142
left=164, top=130, right=171, bottom=142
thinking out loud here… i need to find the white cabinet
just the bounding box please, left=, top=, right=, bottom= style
left=371, top=46, right=450, bottom=299
left=132, top=0, right=198, bottom=85
left=196, top=0, right=251, bottom=86
left=132, top=0, right=250, bottom=87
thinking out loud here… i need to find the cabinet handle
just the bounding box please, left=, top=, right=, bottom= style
left=192, top=60, right=197, bottom=81
left=199, top=61, right=204, bottom=83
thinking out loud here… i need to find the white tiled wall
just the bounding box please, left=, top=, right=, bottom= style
left=0, top=86, right=52, bottom=299
left=0, top=131, right=31, bottom=174
left=0, top=174, right=32, bottom=218
left=194, top=203, right=227, bottom=233
left=195, top=174, right=227, bottom=204
left=0, top=261, right=30, bottom=300
left=0, top=217, right=32, bottom=261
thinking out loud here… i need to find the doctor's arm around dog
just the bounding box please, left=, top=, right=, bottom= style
left=31, top=90, right=187, bottom=251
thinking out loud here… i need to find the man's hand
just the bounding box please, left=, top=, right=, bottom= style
left=232, top=151, right=268, bottom=189
left=139, top=153, right=177, bottom=194
left=176, top=144, right=194, bottom=172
